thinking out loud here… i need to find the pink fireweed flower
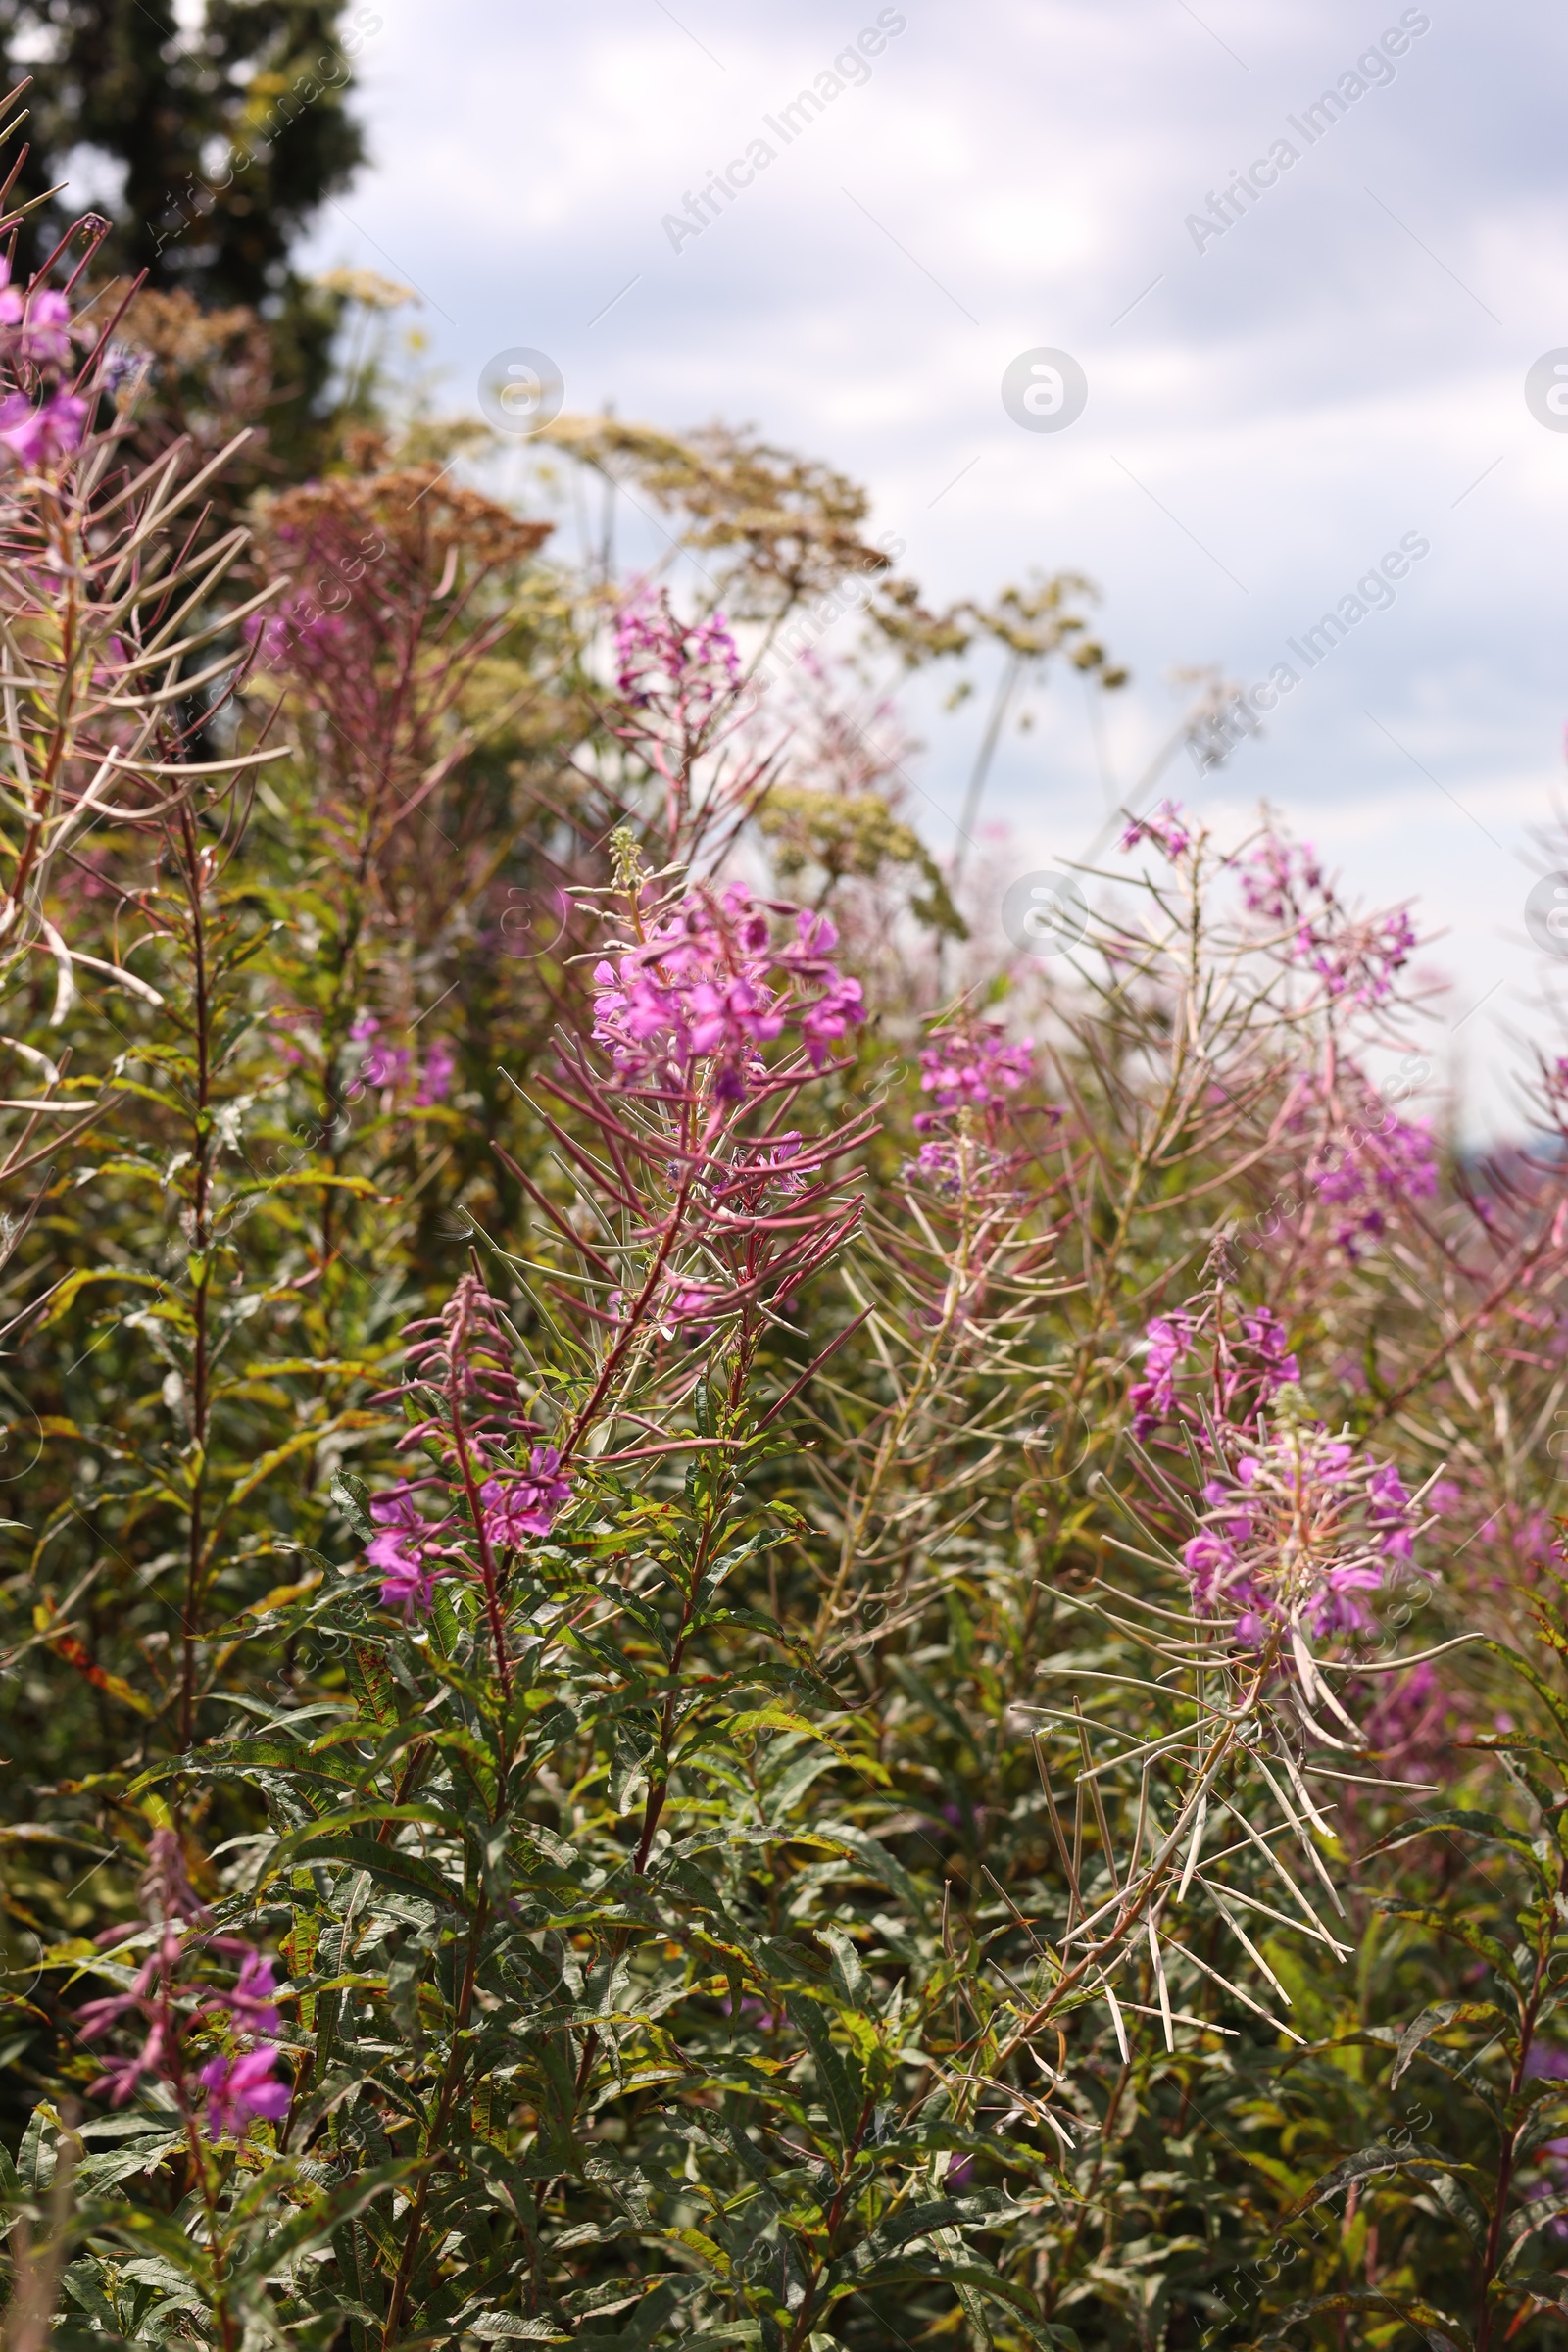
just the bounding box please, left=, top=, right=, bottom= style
left=0, top=389, right=87, bottom=466
left=591, top=886, right=860, bottom=1098
left=915, top=1023, right=1034, bottom=1124
left=1236, top=833, right=1325, bottom=923
left=224, top=1950, right=283, bottom=2036
left=901, top=1010, right=1059, bottom=1206
left=1309, top=1105, right=1437, bottom=1255
left=1120, top=799, right=1192, bottom=861
left=1180, top=1423, right=1429, bottom=1645
left=87, top=2026, right=170, bottom=2109
left=667, top=1284, right=721, bottom=1319
left=0, top=281, right=74, bottom=365
left=1237, top=826, right=1419, bottom=1007
left=760, top=1131, right=805, bottom=1189
left=780, top=911, right=866, bottom=1069
left=1303, top=906, right=1417, bottom=1006
left=798, top=973, right=865, bottom=1068
left=614, top=592, right=742, bottom=728
left=365, top=1043, right=409, bottom=1088
left=366, top=1488, right=454, bottom=1620
left=1349, top=1658, right=1452, bottom=1775
left=1129, top=1299, right=1298, bottom=1444
left=350, top=1012, right=410, bottom=1092
left=651, top=1279, right=728, bottom=1340
left=1368, top=1461, right=1415, bottom=1560
left=77, top=1833, right=293, bottom=2132
left=479, top=1446, right=573, bottom=1546
left=200, top=2047, right=291, bottom=2138
left=903, top=1135, right=1011, bottom=1199
left=414, top=1037, right=456, bottom=1103
left=1130, top=1311, right=1197, bottom=1440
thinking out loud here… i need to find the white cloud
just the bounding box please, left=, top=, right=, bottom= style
left=308, top=0, right=1568, bottom=1128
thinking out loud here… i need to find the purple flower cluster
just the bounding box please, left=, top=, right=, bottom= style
left=1310, top=1106, right=1438, bottom=1252
left=591, top=886, right=862, bottom=1100
left=366, top=1449, right=576, bottom=1618
left=364, top=1277, right=578, bottom=1622
left=1304, top=906, right=1418, bottom=1007
left=1129, top=1302, right=1298, bottom=1443
left=913, top=1022, right=1034, bottom=1130
left=0, top=265, right=87, bottom=468
left=479, top=1445, right=573, bottom=1547
left=902, top=1017, right=1051, bottom=1200
left=906, top=1136, right=1009, bottom=1199
left=1346, top=1657, right=1453, bottom=1778
left=1180, top=1425, right=1424, bottom=1643
left=77, top=1832, right=290, bottom=2141
left=614, top=592, right=743, bottom=730
left=350, top=1014, right=456, bottom=1105
left=0, top=387, right=87, bottom=467
left=366, top=1487, right=456, bottom=1620
left=416, top=1038, right=457, bottom=1103
left=0, top=280, right=73, bottom=366
left=1236, top=828, right=1419, bottom=1007
left=1119, top=799, right=1193, bottom=862
left=199, top=2047, right=291, bottom=2136
left=1237, top=834, right=1324, bottom=924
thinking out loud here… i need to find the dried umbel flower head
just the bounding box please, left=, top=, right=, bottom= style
left=243, top=466, right=552, bottom=936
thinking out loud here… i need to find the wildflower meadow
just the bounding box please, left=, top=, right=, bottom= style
left=6, top=114, right=1568, bottom=2352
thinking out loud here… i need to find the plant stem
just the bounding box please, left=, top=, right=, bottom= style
left=380, top=1893, right=489, bottom=2350
left=178, top=801, right=214, bottom=1750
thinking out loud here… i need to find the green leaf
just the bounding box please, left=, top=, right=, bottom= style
left=259, top=1832, right=469, bottom=1913
left=1267, top=2288, right=1472, bottom=2348
left=1391, top=1999, right=1507, bottom=2086
left=1373, top=1902, right=1523, bottom=1989
left=331, top=1469, right=375, bottom=1542
left=37, top=1269, right=166, bottom=1328
left=235, top=1172, right=384, bottom=1199
left=784, top=1994, right=865, bottom=2149
left=230, top=2157, right=427, bottom=2283
left=465, top=2323, right=569, bottom=2342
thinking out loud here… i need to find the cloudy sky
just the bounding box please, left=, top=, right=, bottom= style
left=304, top=0, right=1568, bottom=1129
